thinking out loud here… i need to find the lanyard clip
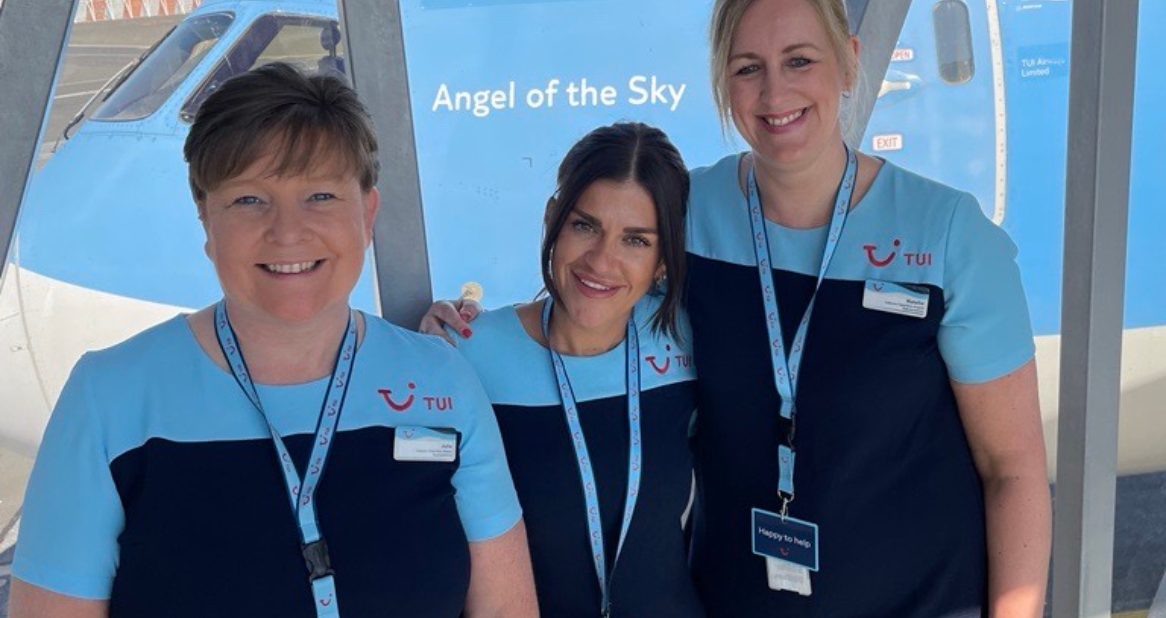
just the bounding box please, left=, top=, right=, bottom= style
left=302, top=538, right=335, bottom=582
left=779, top=494, right=794, bottom=522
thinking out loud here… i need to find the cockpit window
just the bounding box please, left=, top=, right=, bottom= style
left=91, top=13, right=234, bottom=122
left=179, top=15, right=346, bottom=123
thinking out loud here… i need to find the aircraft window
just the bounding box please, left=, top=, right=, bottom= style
left=932, top=0, right=975, bottom=84
left=90, top=13, right=233, bottom=122
left=179, top=16, right=345, bottom=123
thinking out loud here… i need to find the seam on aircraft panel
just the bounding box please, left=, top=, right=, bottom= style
left=988, top=0, right=1008, bottom=225
left=12, top=243, right=55, bottom=413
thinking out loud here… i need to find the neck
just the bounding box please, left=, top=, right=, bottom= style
left=547, top=302, right=627, bottom=357
left=223, top=300, right=352, bottom=385
left=753, top=138, right=849, bottom=229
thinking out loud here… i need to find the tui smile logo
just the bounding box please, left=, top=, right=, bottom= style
left=646, top=345, right=672, bottom=374
left=378, top=381, right=456, bottom=412
left=864, top=238, right=933, bottom=267
left=864, top=239, right=900, bottom=267
left=378, top=382, right=416, bottom=411
left=645, top=344, right=693, bottom=375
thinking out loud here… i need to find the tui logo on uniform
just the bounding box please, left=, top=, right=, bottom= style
left=645, top=344, right=693, bottom=375
left=864, top=238, right=933, bottom=267
left=864, top=239, right=901, bottom=267
left=378, top=381, right=456, bottom=412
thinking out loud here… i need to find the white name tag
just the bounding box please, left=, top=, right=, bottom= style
left=862, top=280, right=929, bottom=319
left=393, top=426, right=457, bottom=462
left=766, top=557, right=813, bottom=596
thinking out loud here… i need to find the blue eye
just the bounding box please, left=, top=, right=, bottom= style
left=788, top=57, right=813, bottom=69
left=232, top=195, right=262, bottom=207
left=734, top=64, right=760, bottom=76
left=309, top=192, right=337, bottom=202
left=625, top=235, right=651, bottom=248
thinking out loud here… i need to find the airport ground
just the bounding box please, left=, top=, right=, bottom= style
left=0, top=14, right=1162, bottom=617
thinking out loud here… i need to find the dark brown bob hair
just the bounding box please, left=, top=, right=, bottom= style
left=183, top=62, right=379, bottom=207
left=541, top=122, right=689, bottom=340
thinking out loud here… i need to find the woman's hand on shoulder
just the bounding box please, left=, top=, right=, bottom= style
left=418, top=298, right=483, bottom=346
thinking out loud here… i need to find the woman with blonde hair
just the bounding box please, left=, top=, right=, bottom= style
left=683, top=0, right=1050, bottom=615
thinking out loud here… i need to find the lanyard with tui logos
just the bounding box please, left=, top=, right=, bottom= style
left=541, top=297, right=642, bottom=618
left=214, top=300, right=357, bottom=618
left=747, top=145, right=856, bottom=513
left=746, top=147, right=856, bottom=595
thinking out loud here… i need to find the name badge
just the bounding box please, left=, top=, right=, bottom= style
left=393, top=426, right=457, bottom=462
left=752, top=508, right=819, bottom=571
left=862, top=280, right=929, bottom=318
left=766, top=557, right=812, bottom=596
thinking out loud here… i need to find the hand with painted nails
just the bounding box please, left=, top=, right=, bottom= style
left=418, top=298, right=482, bottom=345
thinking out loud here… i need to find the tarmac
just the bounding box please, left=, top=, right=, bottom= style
left=0, top=12, right=1163, bottom=617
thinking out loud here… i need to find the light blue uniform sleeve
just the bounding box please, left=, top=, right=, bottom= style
left=939, top=193, right=1037, bottom=383
left=448, top=353, right=522, bottom=542
left=13, top=354, right=124, bottom=599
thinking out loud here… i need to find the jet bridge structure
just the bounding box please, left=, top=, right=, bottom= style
left=0, top=0, right=1149, bottom=615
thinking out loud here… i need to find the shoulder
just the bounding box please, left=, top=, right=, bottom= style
left=858, top=160, right=984, bottom=250
left=871, top=160, right=974, bottom=222
left=447, top=305, right=530, bottom=367
left=43, top=314, right=199, bottom=462
left=362, top=313, right=477, bottom=378
left=449, top=305, right=556, bottom=404
left=74, top=314, right=195, bottom=387
left=868, top=163, right=1014, bottom=265
left=686, top=154, right=754, bottom=263
left=356, top=314, right=499, bottom=424
left=688, top=153, right=742, bottom=205
left=825, top=161, right=983, bottom=285
left=867, top=159, right=984, bottom=236
left=633, top=293, right=691, bottom=347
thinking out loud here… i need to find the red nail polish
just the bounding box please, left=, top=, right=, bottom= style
left=462, top=328, right=473, bottom=338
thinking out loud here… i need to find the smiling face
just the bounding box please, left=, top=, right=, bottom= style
left=549, top=179, right=663, bottom=335
left=199, top=151, right=378, bottom=325
left=726, top=0, right=857, bottom=170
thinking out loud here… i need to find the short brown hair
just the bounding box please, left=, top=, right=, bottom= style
left=541, top=122, right=689, bottom=341
left=183, top=62, right=379, bottom=207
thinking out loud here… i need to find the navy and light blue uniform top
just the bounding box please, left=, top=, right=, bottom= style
left=15, top=314, right=521, bottom=618
left=453, top=295, right=706, bottom=618
left=684, top=154, right=1035, bottom=618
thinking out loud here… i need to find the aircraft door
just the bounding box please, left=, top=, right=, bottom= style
left=864, top=0, right=1004, bottom=224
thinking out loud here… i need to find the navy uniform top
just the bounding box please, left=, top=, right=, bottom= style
left=684, top=155, right=1035, bottom=618
left=15, top=314, right=522, bottom=618
left=453, top=295, right=706, bottom=618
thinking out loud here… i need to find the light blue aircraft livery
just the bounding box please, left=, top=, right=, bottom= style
left=1, top=0, right=1163, bottom=480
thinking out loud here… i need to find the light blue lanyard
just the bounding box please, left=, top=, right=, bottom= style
left=541, top=298, right=642, bottom=618
left=746, top=146, right=857, bottom=514
left=214, top=301, right=357, bottom=618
